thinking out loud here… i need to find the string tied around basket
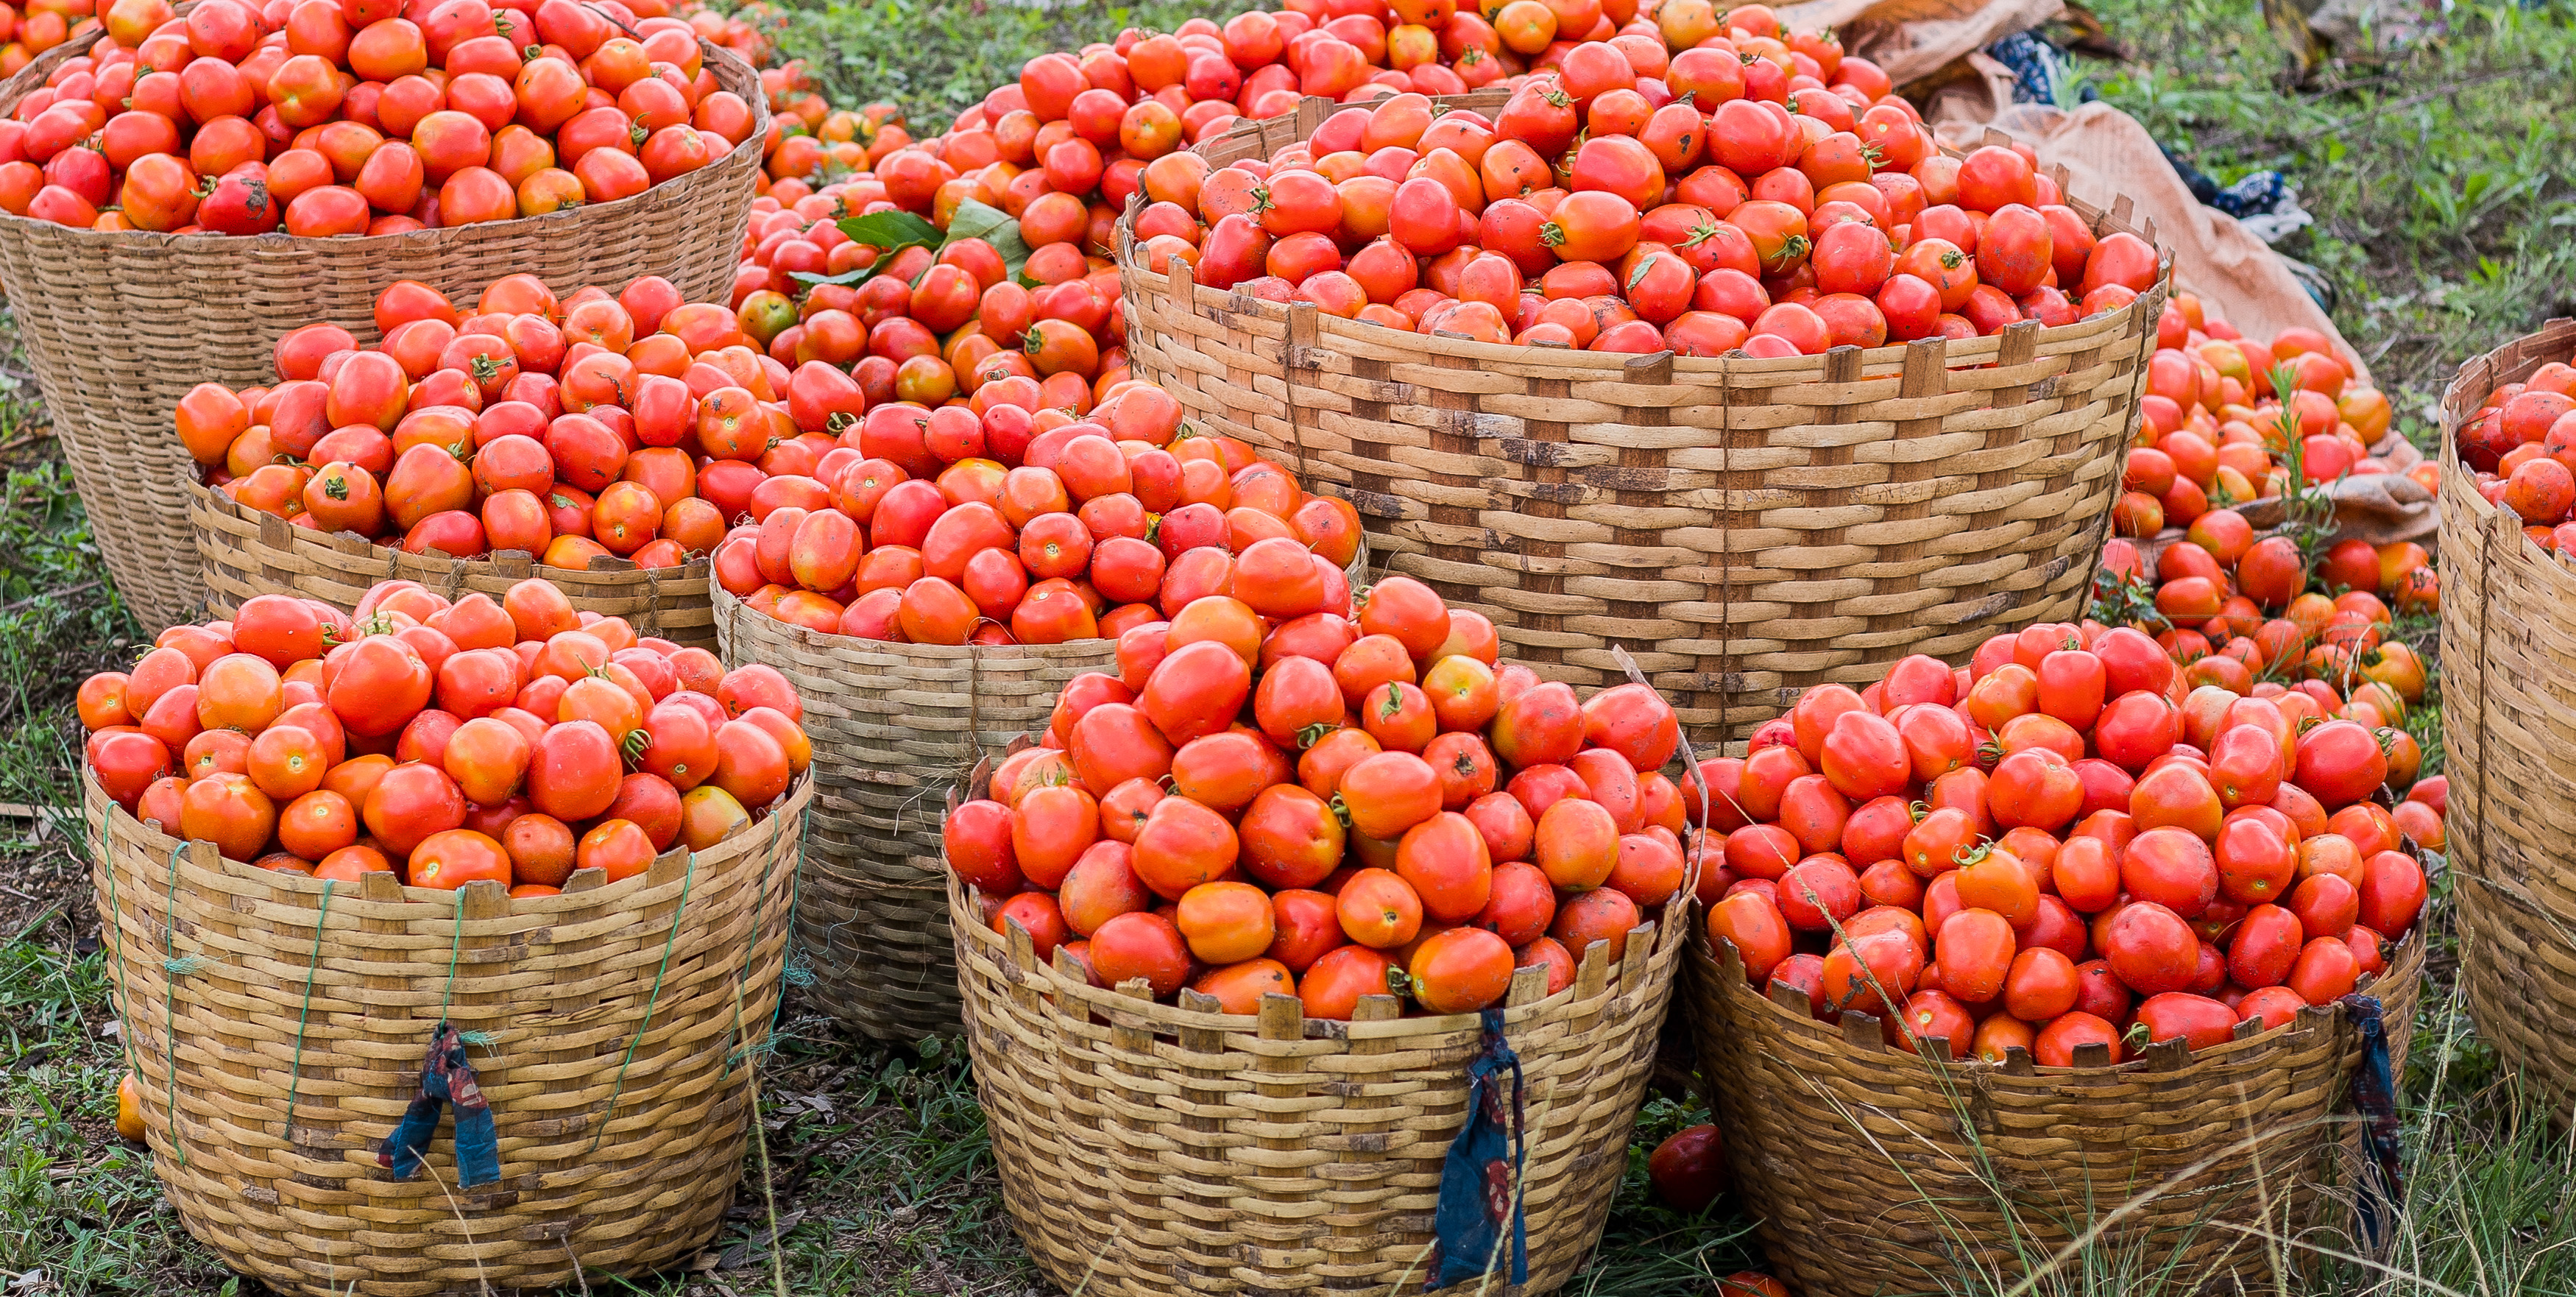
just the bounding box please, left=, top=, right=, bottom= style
left=434, top=887, right=500, bottom=1049
left=1423, top=1006, right=1528, bottom=1290
left=726, top=809, right=803, bottom=1073
left=281, top=879, right=335, bottom=1143
left=156, top=843, right=206, bottom=1167
left=584, top=849, right=698, bottom=1156
left=777, top=800, right=815, bottom=991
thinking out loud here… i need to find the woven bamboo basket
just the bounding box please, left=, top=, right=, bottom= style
left=0, top=38, right=768, bottom=632
left=190, top=476, right=718, bottom=648
left=1685, top=914, right=2424, bottom=1297
left=2439, top=317, right=2576, bottom=1119
left=951, top=819, right=1691, bottom=1294
left=712, top=582, right=1120, bottom=1040
left=1119, top=96, right=2165, bottom=743
left=85, top=769, right=808, bottom=1297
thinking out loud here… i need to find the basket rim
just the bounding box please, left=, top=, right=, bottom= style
left=710, top=568, right=1130, bottom=663
left=190, top=473, right=714, bottom=590
left=86, top=766, right=811, bottom=914
left=947, top=723, right=1702, bottom=1037
left=709, top=510, right=1373, bottom=660
left=2438, top=317, right=2576, bottom=544
left=0, top=36, right=767, bottom=250
left=1694, top=903, right=2425, bottom=1078
left=1117, top=91, right=2175, bottom=377
left=951, top=865, right=1690, bottom=1039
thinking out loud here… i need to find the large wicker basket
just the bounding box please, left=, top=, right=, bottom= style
left=952, top=856, right=1689, bottom=1296
left=190, top=477, right=718, bottom=647
left=86, top=770, right=808, bottom=1297
left=0, top=38, right=768, bottom=632
left=2439, top=317, right=2576, bottom=1118
left=712, top=582, right=1119, bottom=1041
left=1685, top=917, right=2424, bottom=1297
left=1120, top=96, right=2164, bottom=742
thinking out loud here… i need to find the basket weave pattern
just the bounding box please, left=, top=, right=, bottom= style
left=2440, top=318, right=2576, bottom=1117
left=191, top=478, right=719, bottom=648
left=713, top=583, right=1117, bottom=1040
left=952, top=866, right=1688, bottom=1297
left=1119, top=99, right=2161, bottom=741
left=0, top=39, right=768, bottom=631
left=1683, top=925, right=2422, bottom=1297
left=87, top=772, right=807, bottom=1297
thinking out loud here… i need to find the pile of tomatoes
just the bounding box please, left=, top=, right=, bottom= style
left=715, top=384, right=1364, bottom=646
left=178, top=274, right=894, bottom=571
left=673, top=0, right=772, bottom=70
left=1136, top=40, right=2160, bottom=353
left=2097, top=517, right=2437, bottom=712
left=1, top=0, right=91, bottom=74
left=77, top=576, right=810, bottom=894
left=942, top=575, right=1692, bottom=1018
left=715, top=3, right=1910, bottom=411
left=1699, top=628, right=2435, bottom=1067
left=2112, top=294, right=2426, bottom=540
left=0, top=0, right=755, bottom=233
left=2455, top=344, right=2576, bottom=551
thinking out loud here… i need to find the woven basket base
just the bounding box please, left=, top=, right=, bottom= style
left=0, top=37, right=767, bottom=634
left=89, top=772, right=807, bottom=1297
left=2441, top=317, right=2576, bottom=1119
left=714, top=582, right=1119, bottom=1041
left=954, top=856, right=1688, bottom=1297
left=1684, top=922, right=2422, bottom=1297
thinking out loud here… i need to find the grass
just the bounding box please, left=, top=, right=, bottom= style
left=2081, top=0, right=2576, bottom=442
left=6, top=0, right=2576, bottom=1292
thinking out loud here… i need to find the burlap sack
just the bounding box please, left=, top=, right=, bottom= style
left=1933, top=102, right=2374, bottom=387
left=1777, top=0, right=2065, bottom=85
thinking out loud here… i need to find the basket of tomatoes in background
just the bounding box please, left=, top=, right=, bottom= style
left=1116, top=62, right=2173, bottom=743
left=710, top=376, right=1367, bottom=1041
left=76, top=575, right=811, bottom=1297
left=1685, top=631, right=2432, bottom=1297
left=942, top=574, right=1696, bottom=1297
left=1, top=0, right=93, bottom=75
left=177, top=273, right=839, bottom=649
left=0, top=0, right=769, bottom=628
left=2438, top=316, right=2576, bottom=1125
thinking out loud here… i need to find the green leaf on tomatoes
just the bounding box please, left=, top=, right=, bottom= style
left=791, top=209, right=947, bottom=291
left=943, top=197, right=1034, bottom=282
left=838, top=208, right=941, bottom=252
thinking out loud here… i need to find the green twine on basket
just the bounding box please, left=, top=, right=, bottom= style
left=281, top=879, right=335, bottom=1142
left=432, top=888, right=500, bottom=1050
left=99, top=837, right=136, bottom=1081
left=585, top=851, right=697, bottom=1156
left=726, top=806, right=804, bottom=1074
left=158, top=843, right=192, bottom=1167
left=779, top=803, right=814, bottom=991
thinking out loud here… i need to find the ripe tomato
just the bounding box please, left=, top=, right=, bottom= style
left=361, top=762, right=464, bottom=856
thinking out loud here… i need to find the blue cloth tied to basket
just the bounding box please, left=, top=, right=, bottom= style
left=1426, top=1008, right=1528, bottom=1290
left=378, top=1022, right=499, bottom=1188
